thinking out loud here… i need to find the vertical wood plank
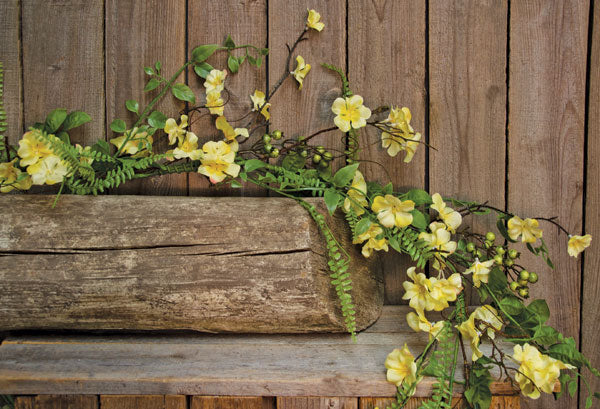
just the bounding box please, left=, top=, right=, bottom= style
left=191, top=396, right=270, bottom=409
left=348, top=0, right=426, bottom=304
left=269, top=1, right=346, bottom=171
left=15, top=395, right=97, bottom=409
left=0, top=0, right=22, bottom=144
left=187, top=0, right=267, bottom=196
left=582, top=0, right=600, bottom=405
left=429, top=0, right=507, bottom=304
left=278, top=397, right=357, bottom=409
left=101, top=395, right=186, bottom=409
left=105, top=0, right=187, bottom=195
left=508, top=1, right=588, bottom=409
left=22, top=0, right=104, bottom=145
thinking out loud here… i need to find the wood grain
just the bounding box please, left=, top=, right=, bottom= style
left=581, top=0, right=600, bottom=405
left=14, top=395, right=97, bottom=409
left=359, top=396, right=520, bottom=409
left=268, top=1, right=346, bottom=171
left=277, top=397, right=357, bottom=409
left=0, top=195, right=382, bottom=333
left=191, top=396, right=272, bottom=409
left=348, top=0, right=427, bottom=304
left=21, top=0, right=104, bottom=146
left=429, top=0, right=507, bottom=304
left=100, top=395, right=186, bottom=409
left=0, top=0, right=22, bottom=144
left=187, top=0, right=267, bottom=196
left=0, top=307, right=518, bottom=397
left=105, top=0, right=187, bottom=195
left=508, top=2, right=588, bottom=408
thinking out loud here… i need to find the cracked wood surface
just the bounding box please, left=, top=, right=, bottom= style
left=0, top=195, right=382, bottom=333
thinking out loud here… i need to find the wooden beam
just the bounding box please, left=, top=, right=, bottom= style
left=0, top=195, right=382, bottom=333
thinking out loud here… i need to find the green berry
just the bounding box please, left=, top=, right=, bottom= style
left=495, top=246, right=506, bottom=255
left=312, top=154, right=322, bottom=164
left=300, top=150, right=308, bottom=158
left=318, top=160, right=329, bottom=169
left=528, top=272, right=539, bottom=284
left=346, top=158, right=354, bottom=164
left=475, top=250, right=484, bottom=259
left=485, top=232, right=496, bottom=242
left=519, top=270, right=530, bottom=281
left=519, top=287, right=530, bottom=298
left=510, top=281, right=520, bottom=292
left=272, top=130, right=282, bottom=140
left=263, top=144, right=273, bottom=153
left=508, top=249, right=519, bottom=259
left=323, top=151, right=333, bottom=161
left=298, top=135, right=306, bottom=141
left=504, top=259, right=514, bottom=267
left=518, top=279, right=528, bottom=287
left=484, top=241, right=492, bottom=249
left=262, top=134, right=271, bottom=144
left=466, top=242, right=476, bottom=253
left=269, top=148, right=279, bottom=158
left=316, top=146, right=325, bottom=154
left=493, top=254, right=504, bottom=265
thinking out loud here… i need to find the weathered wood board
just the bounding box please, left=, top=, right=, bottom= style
left=0, top=306, right=518, bottom=397
left=0, top=195, right=382, bottom=333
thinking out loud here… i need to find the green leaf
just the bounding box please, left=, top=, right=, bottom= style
left=192, top=44, right=219, bottom=62
left=332, top=163, right=360, bottom=187
left=143, top=66, right=155, bottom=75
left=125, top=100, right=139, bottom=115
left=324, top=189, right=342, bottom=215
left=244, top=159, right=266, bottom=172
left=147, top=111, right=167, bottom=129
left=568, top=380, right=577, bottom=397
left=487, top=267, right=508, bottom=294
left=255, top=56, right=262, bottom=67
left=355, top=218, right=372, bottom=236
left=110, top=119, right=127, bottom=133
left=91, top=139, right=111, bottom=155
left=499, top=295, right=524, bottom=315
left=527, top=299, right=550, bottom=324
left=57, top=131, right=70, bottom=144
left=260, top=48, right=269, bottom=55
left=238, top=55, right=246, bottom=65
left=155, top=60, right=162, bottom=73
left=497, top=217, right=517, bottom=243
left=171, top=83, right=196, bottom=104
left=228, top=55, right=240, bottom=73
left=62, top=111, right=91, bottom=130
left=405, top=188, right=432, bottom=206
left=586, top=396, right=593, bottom=409
left=144, top=78, right=161, bottom=92
left=464, top=362, right=492, bottom=409
left=247, top=55, right=257, bottom=66
left=281, top=152, right=306, bottom=171
left=224, top=35, right=236, bottom=49
left=382, top=182, right=394, bottom=195
left=547, top=338, right=587, bottom=368
left=410, top=209, right=428, bottom=230
left=230, top=179, right=242, bottom=188
left=194, top=62, right=214, bottom=79
left=45, top=108, right=68, bottom=133
left=533, top=325, right=561, bottom=345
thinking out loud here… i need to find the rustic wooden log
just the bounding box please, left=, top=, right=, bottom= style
left=0, top=195, right=383, bottom=333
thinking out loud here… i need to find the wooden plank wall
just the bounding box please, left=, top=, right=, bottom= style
left=0, top=1, right=595, bottom=408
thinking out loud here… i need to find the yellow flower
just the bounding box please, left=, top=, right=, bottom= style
left=402, top=267, right=434, bottom=316
left=406, top=311, right=444, bottom=339
left=431, top=193, right=462, bottom=233
left=371, top=195, right=415, bottom=228
left=206, top=90, right=225, bottom=116
left=306, top=9, right=325, bottom=32
left=75, top=144, right=94, bottom=165
left=457, top=305, right=503, bottom=362
left=456, top=315, right=483, bottom=361
left=385, top=344, right=417, bottom=387
left=507, top=216, right=542, bottom=243
left=343, top=170, right=368, bottom=215
left=110, top=128, right=153, bottom=157
left=291, top=55, right=311, bottom=90
left=0, top=159, right=32, bottom=192
left=27, top=154, right=68, bottom=185
left=419, top=222, right=457, bottom=257
left=352, top=223, right=389, bottom=258
left=331, top=95, right=371, bottom=132
left=17, top=129, right=53, bottom=166
left=429, top=273, right=463, bottom=310
left=250, top=90, right=271, bottom=121
left=164, top=115, right=189, bottom=145
left=197, top=140, right=240, bottom=184
left=464, top=258, right=495, bottom=288
left=204, top=69, right=227, bottom=93
left=215, top=116, right=249, bottom=152
left=512, top=343, right=573, bottom=399
left=567, top=234, right=592, bottom=258
left=381, top=107, right=420, bottom=162
left=171, top=132, right=202, bottom=160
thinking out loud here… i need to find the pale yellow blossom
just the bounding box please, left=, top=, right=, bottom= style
left=206, top=90, right=225, bottom=116
left=215, top=116, right=249, bottom=152
left=464, top=258, right=495, bottom=288
left=418, top=222, right=457, bottom=270
left=402, top=267, right=434, bottom=316
left=429, top=273, right=463, bottom=310
left=371, top=195, right=415, bottom=229
left=507, top=216, right=542, bottom=243
left=381, top=106, right=420, bottom=162
left=291, top=55, right=311, bottom=90
left=75, top=144, right=94, bottom=165
left=197, top=140, right=240, bottom=184
left=250, top=90, right=271, bottom=121
left=27, top=154, right=68, bottom=185
left=17, top=129, right=53, bottom=166
left=204, top=69, right=227, bottom=93
left=406, top=311, right=444, bottom=339
left=171, top=132, right=202, bottom=160
left=385, top=344, right=417, bottom=387
left=110, top=128, right=153, bottom=157
left=431, top=193, right=462, bottom=232
left=567, top=234, right=592, bottom=258
left=331, top=95, right=371, bottom=132
left=343, top=170, right=368, bottom=215
left=456, top=305, right=503, bottom=361
left=0, top=159, right=32, bottom=192
left=164, top=115, right=189, bottom=145
left=352, top=223, right=389, bottom=258
left=306, top=9, right=325, bottom=31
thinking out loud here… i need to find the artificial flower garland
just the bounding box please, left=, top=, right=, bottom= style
left=0, top=9, right=596, bottom=409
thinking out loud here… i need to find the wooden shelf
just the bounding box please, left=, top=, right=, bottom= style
left=0, top=306, right=517, bottom=397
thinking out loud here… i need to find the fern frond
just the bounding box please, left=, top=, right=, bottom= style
left=321, top=63, right=353, bottom=98
left=36, top=130, right=95, bottom=182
